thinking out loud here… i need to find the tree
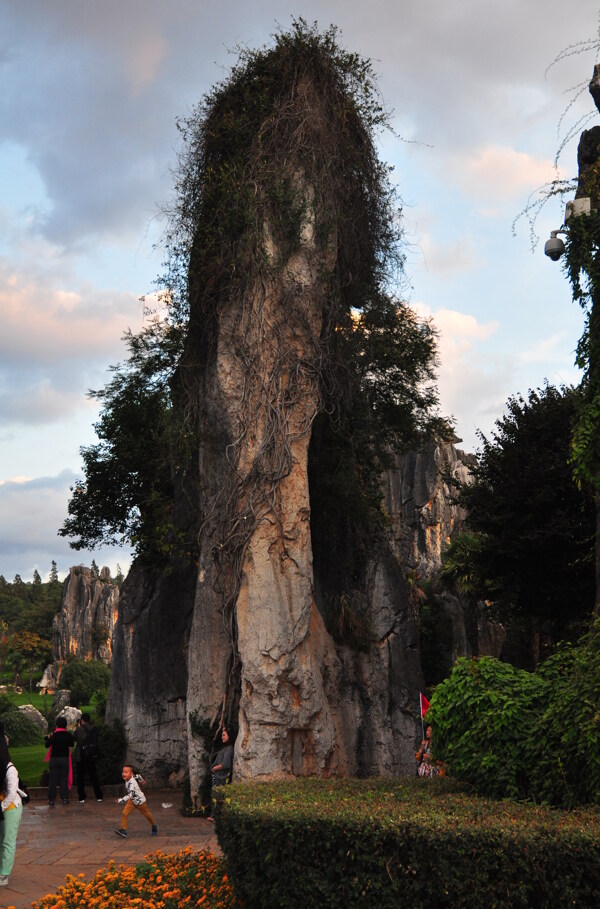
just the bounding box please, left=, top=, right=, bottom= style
left=449, top=384, right=595, bottom=639
left=8, top=631, right=52, bottom=691
left=428, top=625, right=600, bottom=807
left=59, top=659, right=110, bottom=706
left=58, top=321, right=186, bottom=561
left=32, top=569, right=42, bottom=586
left=50, top=561, right=58, bottom=583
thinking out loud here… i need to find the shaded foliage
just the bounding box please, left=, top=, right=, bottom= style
left=428, top=623, right=600, bottom=807
left=0, top=694, right=42, bottom=746
left=564, top=207, right=600, bottom=492
left=448, top=384, right=595, bottom=636
left=217, top=777, right=600, bottom=907
left=59, top=659, right=110, bottom=707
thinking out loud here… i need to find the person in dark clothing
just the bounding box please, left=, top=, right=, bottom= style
left=208, top=727, right=234, bottom=821
left=73, top=713, right=103, bottom=803
left=44, top=716, right=75, bottom=805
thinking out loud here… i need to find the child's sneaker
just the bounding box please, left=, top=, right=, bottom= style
left=151, top=825, right=158, bottom=836
left=0, top=874, right=8, bottom=886
left=115, top=828, right=128, bottom=837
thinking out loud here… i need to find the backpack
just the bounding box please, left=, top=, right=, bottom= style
left=81, top=725, right=99, bottom=759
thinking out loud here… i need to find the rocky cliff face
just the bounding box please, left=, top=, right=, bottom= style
left=108, top=194, right=425, bottom=788
left=52, top=566, right=119, bottom=663
left=387, top=440, right=506, bottom=665
left=107, top=47, right=432, bottom=790
left=386, top=439, right=475, bottom=579
left=106, top=560, right=196, bottom=785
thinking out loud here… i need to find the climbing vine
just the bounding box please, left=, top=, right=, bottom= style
left=564, top=206, right=600, bottom=489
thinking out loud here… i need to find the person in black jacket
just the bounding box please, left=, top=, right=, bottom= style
left=208, top=727, right=234, bottom=821
left=73, top=713, right=103, bottom=803
left=44, top=716, right=75, bottom=806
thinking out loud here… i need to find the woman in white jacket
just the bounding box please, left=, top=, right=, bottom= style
left=0, top=728, right=23, bottom=887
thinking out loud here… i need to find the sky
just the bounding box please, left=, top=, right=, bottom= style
left=2, top=0, right=600, bottom=583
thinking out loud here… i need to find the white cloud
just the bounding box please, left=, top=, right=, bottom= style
left=0, top=252, right=143, bottom=424
left=451, top=146, right=562, bottom=205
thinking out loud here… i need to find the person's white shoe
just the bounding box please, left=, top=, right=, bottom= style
left=0, top=874, right=9, bottom=885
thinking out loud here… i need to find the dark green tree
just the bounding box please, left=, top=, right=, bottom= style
left=59, top=659, right=111, bottom=706
left=448, top=384, right=595, bottom=639
left=49, top=561, right=58, bottom=583
left=58, top=321, right=186, bottom=560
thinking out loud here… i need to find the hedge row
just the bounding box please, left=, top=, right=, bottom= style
left=215, top=778, right=600, bottom=908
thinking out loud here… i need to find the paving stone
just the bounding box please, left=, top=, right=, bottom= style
left=1, top=789, right=218, bottom=908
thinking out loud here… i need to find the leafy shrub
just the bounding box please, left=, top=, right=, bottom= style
left=59, top=659, right=110, bottom=706
left=0, top=694, right=42, bottom=746
left=428, top=623, right=600, bottom=806
left=529, top=630, right=600, bottom=806
left=95, top=717, right=127, bottom=784
left=217, top=778, right=600, bottom=909
left=427, top=655, right=546, bottom=799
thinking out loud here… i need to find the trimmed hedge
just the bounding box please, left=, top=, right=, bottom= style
left=216, top=778, right=600, bottom=908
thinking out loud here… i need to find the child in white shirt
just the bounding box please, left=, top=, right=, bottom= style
left=115, top=765, right=157, bottom=837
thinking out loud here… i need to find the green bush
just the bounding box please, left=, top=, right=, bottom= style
left=95, top=717, right=127, bottom=783
left=426, top=656, right=546, bottom=799
left=0, top=694, right=42, bottom=746
left=216, top=778, right=600, bottom=908
left=59, top=659, right=110, bottom=706
left=427, top=623, right=600, bottom=806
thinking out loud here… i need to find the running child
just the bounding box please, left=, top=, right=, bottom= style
left=114, top=765, right=157, bottom=837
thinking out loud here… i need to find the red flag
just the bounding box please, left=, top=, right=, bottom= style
left=420, top=693, right=430, bottom=717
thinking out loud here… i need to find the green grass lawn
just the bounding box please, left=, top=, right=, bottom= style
left=1, top=689, right=53, bottom=712
left=11, top=743, right=47, bottom=786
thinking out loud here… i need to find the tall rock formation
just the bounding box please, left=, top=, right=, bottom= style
left=387, top=439, right=506, bottom=665
left=108, top=28, right=427, bottom=789
left=386, top=439, right=475, bottom=578
left=52, top=566, right=119, bottom=663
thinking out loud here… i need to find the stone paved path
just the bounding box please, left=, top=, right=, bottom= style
left=0, top=789, right=219, bottom=909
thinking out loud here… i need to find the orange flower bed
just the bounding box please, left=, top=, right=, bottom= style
left=30, top=848, right=242, bottom=909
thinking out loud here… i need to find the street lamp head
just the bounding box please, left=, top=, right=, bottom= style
left=544, top=230, right=566, bottom=262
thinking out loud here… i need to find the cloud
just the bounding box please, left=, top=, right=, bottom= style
left=518, top=331, right=572, bottom=365
left=0, top=257, right=141, bottom=366
left=0, top=252, right=142, bottom=425
left=416, top=232, right=485, bottom=276
left=0, top=471, right=131, bottom=582
left=414, top=302, right=506, bottom=447
left=454, top=146, right=562, bottom=204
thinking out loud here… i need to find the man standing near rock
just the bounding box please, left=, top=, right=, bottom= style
left=73, top=713, right=103, bottom=803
